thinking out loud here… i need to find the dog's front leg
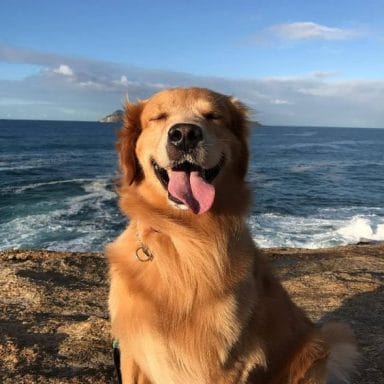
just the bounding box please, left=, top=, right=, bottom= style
left=120, top=348, right=152, bottom=384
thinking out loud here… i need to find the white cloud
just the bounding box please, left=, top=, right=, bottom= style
left=310, top=71, right=339, bottom=79
left=77, top=80, right=105, bottom=89
left=269, top=22, right=359, bottom=41
left=53, top=64, right=74, bottom=76
left=0, top=44, right=383, bottom=127
left=0, top=97, right=54, bottom=106
left=245, top=21, right=363, bottom=45
left=271, top=98, right=292, bottom=105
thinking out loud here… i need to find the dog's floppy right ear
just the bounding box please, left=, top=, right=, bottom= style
left=228, top=96, right=250, bottom=180
left=117, top=101, right=145, bottom=185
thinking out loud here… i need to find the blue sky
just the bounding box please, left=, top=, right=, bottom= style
left=0, top=0, right=383, bottom=126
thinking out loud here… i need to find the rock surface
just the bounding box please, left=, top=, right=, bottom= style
left=1, top=244, right=383, bottom=383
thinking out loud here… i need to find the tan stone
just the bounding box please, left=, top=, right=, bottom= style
left=1, top=244, right=383, bottom=383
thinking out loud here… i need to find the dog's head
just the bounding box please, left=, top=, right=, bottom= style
left=117, top=87, right=250, bottom=215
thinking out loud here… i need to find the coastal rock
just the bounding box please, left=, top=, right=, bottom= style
left=1, top=244, right=383, bottom=383
left=99, top=110, right=124, bottom=123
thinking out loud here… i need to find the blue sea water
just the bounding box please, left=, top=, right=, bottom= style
left=1, top=119, right=384, bottom=251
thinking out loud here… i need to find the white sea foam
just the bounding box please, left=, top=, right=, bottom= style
left=283, top=131, right=317, bottom=137
left=289, top=164, right=319, bottom=173
left=3, top=204, right=383, bottom=251
left=0, top=164, right=44, bottom=172
left=250, top=211, right=384, bottom=249
left=272, top=141, right=361, bottom=151
left=81, top=178, right=116, bottom=199
left=0, top=177, right=122, bottom=251
left=9, top=178, right=95, bottom=193
left=336, top=217, right=384, bottom=243
left=2, top=174, right=383, bottom=252
left=0, top=157, right=48, bottom=172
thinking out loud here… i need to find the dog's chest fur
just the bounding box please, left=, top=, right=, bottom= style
left=128, top=294, right=244, bottom=384
left=109, top=222, right=265, bottom=383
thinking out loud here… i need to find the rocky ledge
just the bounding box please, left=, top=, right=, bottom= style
left=1, top=244, right=383, bottom=383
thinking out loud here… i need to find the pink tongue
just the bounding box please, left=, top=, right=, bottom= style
left=168, top=170, right=215, bottom=214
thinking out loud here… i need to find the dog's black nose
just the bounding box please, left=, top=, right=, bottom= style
left=168, top=124, right=203, bottom=151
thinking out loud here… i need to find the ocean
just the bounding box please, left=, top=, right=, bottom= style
left=1, top=119, right=384, bottom=251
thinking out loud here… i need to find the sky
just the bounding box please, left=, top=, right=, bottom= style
left=0, top=0, right=383, bottom=127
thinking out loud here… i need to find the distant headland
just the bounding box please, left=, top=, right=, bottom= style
left=99, top=109, right=124, bottom=123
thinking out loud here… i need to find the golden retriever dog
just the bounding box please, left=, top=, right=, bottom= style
left=106, top=87, right=358, bottom=384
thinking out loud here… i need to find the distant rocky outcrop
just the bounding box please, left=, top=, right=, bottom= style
left=1, top=244, right=383, bottom=383
left=99, top=110, right=124, bottom=123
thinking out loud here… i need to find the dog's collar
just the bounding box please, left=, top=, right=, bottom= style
left=135, top=223, right=155, bottom=262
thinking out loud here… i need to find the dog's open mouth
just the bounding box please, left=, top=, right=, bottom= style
left=152, top=156, right=225, bottom=214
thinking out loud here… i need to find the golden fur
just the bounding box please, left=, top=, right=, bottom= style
left=106, top=87, right=358, bottom=383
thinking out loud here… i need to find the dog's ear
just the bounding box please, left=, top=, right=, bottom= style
left=228, top=97, right=250, bottom=180
left=117, top=101, right=145, bottom=185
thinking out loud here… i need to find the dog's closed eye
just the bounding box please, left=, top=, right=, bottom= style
left=203, top=112, right=221, bottom=121
left=150, top=112, right=168, bottom=121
